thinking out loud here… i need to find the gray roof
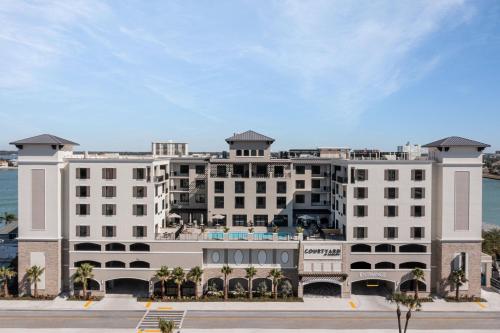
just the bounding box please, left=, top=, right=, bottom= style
left=423, top=136, right=489, bottom=148
left=225, top=130, right=275, bottom=143
left=10, top=134, right=79, bottom=146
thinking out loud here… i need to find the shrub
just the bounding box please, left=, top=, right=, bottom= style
left=279, top=280, right=293, bottom=299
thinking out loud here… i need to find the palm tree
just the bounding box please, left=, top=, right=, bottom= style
left=155, top=266, right=170, bottom=298
left=411, top=268, right=425, bottom=300
left=158, top=318, right=175, bottom=333
left=221, top=265, right=232, bottom=300
left=268, top=268, right=283, bottom=300
left=482, top=228, right=500, bottom=261
left=0, top=267, right=16, bottom=297
left=26, top=265, right=45, bottom=298
left=71, top=263, right=94, bottom=300
left=450, top=269, right=468, bottom=301
left=0, top=212, right=16, bottom=224
left=187, top=266, right=203, bottom=300
left=171, top=267, right=185, bottom=300
left=390, top=293, right=422, bottom=333
left=245, top=267, right=257, bottom=299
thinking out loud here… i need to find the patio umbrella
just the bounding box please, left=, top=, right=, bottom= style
left=213, top=214, right=225, bottom=219
left=298, top=215, right=314, bottom=220
left=168, top=213, right=181, bottom=219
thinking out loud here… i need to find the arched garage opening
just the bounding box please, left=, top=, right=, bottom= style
left=303, top=281, right=341, bottom=297
left=74, top=243, right=101, bottom=251
left=74, top=260, right=101, bottom=268
left=73, top=278, right=100, bottom=292
left=399, top=280, right=427, bottom=293
left=252, top=278, right=272, bottom=296
left=352, top=279, right=395, bottom=296
left=105, top=278, right=149, bottom=296
left=205, top=278, right=224, bottom=295
left=229, top=278, right=248, bottom=291
left=399, top=262, right=426, bottom=269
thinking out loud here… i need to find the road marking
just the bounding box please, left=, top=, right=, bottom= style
left=145, top=301, right=152, bottom=309
left=83, top=300, right=93, bottom=309
left=157, top=306, right=173, bottom=310
left=476, top=301, right=487, bottom=309
left=143, top=330, right=160, bottom=333
left=349, top=300, right=357, bottom=309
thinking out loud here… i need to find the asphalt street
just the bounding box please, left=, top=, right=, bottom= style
left=0, top=310, right=499, bottom=330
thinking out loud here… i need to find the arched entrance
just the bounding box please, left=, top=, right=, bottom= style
left=303, top=281, right=341, bottom=297
left=352, top=279, right=395, bottom=296
left=105, top=278, right=149, bottom=296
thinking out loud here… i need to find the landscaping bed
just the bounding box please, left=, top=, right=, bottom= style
left=0, top=295, right=57, bottom=301
left=444, top=296, right=487, bottom=302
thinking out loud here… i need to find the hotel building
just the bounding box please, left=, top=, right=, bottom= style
left=10, top=131, right=492, bottom=298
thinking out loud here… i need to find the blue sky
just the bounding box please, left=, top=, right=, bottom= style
left=1, top=0, right=499, bottom=152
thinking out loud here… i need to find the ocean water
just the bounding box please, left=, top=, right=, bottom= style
left=0, top=169, right=499, bottom=227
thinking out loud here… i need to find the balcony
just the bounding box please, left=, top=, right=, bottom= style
left=311, top=200, right=330, bottom=206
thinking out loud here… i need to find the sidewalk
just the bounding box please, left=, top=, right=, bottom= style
left=0, top=289, right=498, bottom=312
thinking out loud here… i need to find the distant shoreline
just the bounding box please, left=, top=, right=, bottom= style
left=0, top=167, right=17, bottom=170
left=483, top=173, right=500, bottom=180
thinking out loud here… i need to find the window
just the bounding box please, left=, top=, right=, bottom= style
left=412, top=169, right=426, bottom=181
left=76, top=168, right=90, bottom=179
left=195, top=165, right=205, bottom=174
left=214, top=196, right=224, bottom=209
left=258, top=149, right=264, bottom=156
left=355, top=169, right=368, bottom=181
left=411, top=205, right=425, bottom=217
left=277, top=181, right=287, bottom=193
left=76, top=204, right=90, bottom=216
left=385, top=187, right=398, bottom=199
left=76, top=225, right=90, bottom=237
left=102, top=168, right=116, bottom=180
left=311, top=165, right=321, bottom=175
left=411, top=227, right=425, bottom=239
left=244, top=150, right=250, bottom=156
left=295, top=180, right=305, bottom=189
left=384, top=227, right=398, bottom=239
left=276, top=197, right=286, bottom=209
left=256, top=196, right=266, bottom=209
left=353, top=227, right=367, bottom=239
left=102, top=226, right=116, bottom=237
left=385, top=169, right=399, bottom=181
left=102, top=204, right=116, bottom=216
left=235, top=196, right=245, bottom=209
left=214, top=181, right=224, bottom=193
left=255, top=164, right=267, bottom=177
left=384, top=205, right=398, bottom=217
left=411, top=187, right=425, bottom=199
left=236, top=149, right=242, bottom=156
left=180, top=178, right=189, bottom=189
left=216, top=165, right=227, bottom=177
left=179, top=193, right=189, bottom=203
left=132, top=186, right=147, bottom=198
left=235, top=181, right=245, bottom=193
left=133, top=226, right=147, bottom=237
left=274, top=165, right=284, bottom=177
left=232, top=215, right=247, bottom=227
left=195, top=179, right=206, bottom=189
left=195, top=194, right=205, bottom=203
left=256, top=181, right=266, bottom=193
left=251, top=150, right=257, bottom=156
left=351, top=244, right=371, bottom=252
left=295, top=165, right=305, bottom=174
left=133, top=168, right=145, bottom=180
left=354, top=187, right=367, bottom=199
left=273, top=215, right=288, bottom=227
left=311, top=193, right=320, bottom=204
left=254, top=215, right=268, bottom=226
left=76, top=186, right=90, bottom=197
left=295, top=194, right=305, bottom=204
left=133, top=204, right=147, bottom=216
left=353, top=205, right=368, bottom=217
left=179, top=165, right=189, bottom=175
left=311, top=179, right=321, bottom=189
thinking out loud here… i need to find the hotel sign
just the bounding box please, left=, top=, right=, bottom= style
left=303, top=245, right=342, bottom=260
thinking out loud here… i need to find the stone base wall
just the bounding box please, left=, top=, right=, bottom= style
left=18, top=240, right=61, bottom=296
left=432, top=240, right=482, bottom=297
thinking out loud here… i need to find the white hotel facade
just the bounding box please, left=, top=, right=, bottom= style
left=10, top=131, right=492, bottom=298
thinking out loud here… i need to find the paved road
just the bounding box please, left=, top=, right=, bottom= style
left=0, top=310, right=499, bottom=330
left=182, top=310, right=500, bottom=330
left=0, top=310, right=144, bottom=329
